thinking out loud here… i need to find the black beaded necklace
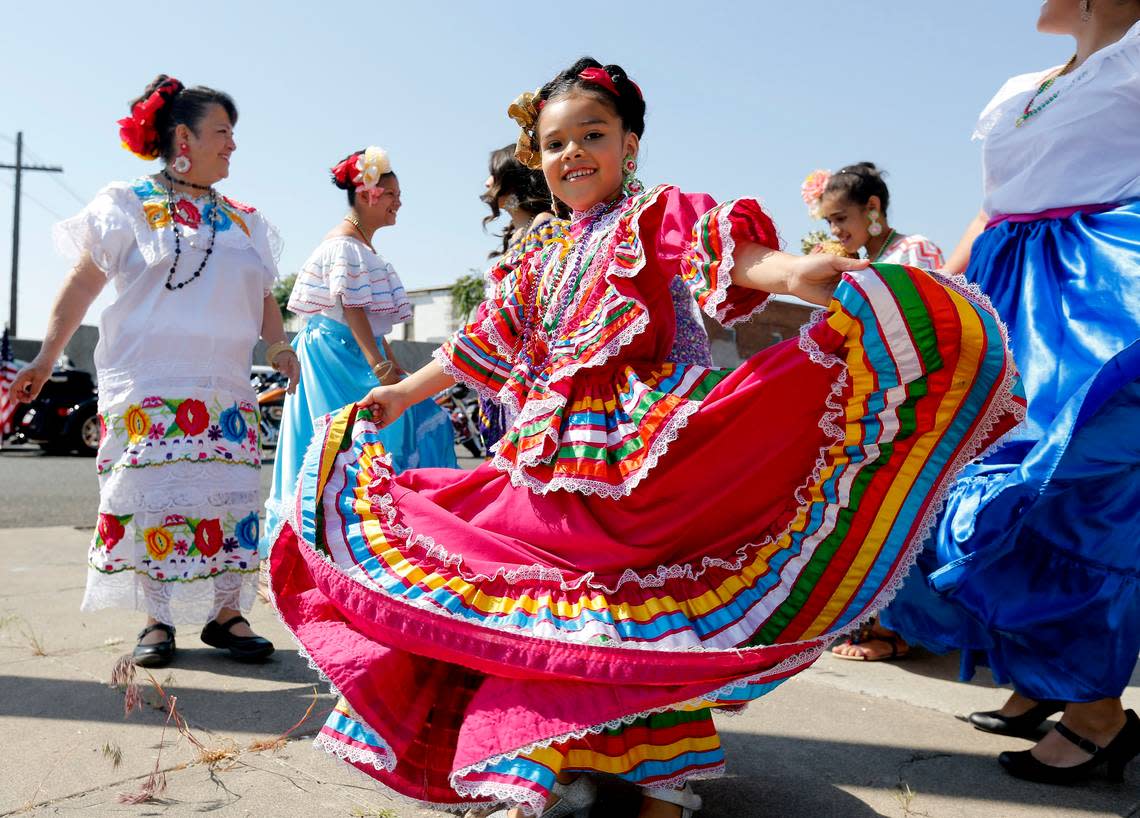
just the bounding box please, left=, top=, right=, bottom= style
left=159, top=172, right=217, bottom=291
left=162, top=168, right=212, bottom=191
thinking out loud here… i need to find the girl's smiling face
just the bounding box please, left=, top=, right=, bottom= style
left=537, top=91, right=638, bottom=213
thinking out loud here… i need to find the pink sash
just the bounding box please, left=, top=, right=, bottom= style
left=986, top=202, right=1117, bottom=231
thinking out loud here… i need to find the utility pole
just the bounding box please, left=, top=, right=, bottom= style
left=0, top=132, right=63, bottom=337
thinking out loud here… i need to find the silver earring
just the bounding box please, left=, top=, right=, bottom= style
left=1080, top=0, right=1092, bottom=21
left=501, top=194, right=521, bottom=212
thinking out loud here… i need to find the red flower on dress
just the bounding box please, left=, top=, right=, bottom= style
left=174, top=399, right=209, bottom=436
left=97, top=513, right=125, bottom=550
left=194, top=518, right=224, bottom=558
left=173, top=199, right=201, bottom=228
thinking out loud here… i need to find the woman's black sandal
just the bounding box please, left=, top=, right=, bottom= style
left=999, top=709, right=1140, bottom=784
left=200, top=615, right=274, bottom=662
left=133, top=623, right=176, bottom=667
left=969, top=699, right=1065, bottom=736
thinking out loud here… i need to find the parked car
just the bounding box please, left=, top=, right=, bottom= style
left=15, top=365, right=100, bottom=455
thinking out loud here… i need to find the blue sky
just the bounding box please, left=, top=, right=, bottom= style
left=1, top=1, right=1067, bottom=340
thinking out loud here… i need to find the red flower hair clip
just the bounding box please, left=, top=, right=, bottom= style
left=117, top=77, right=183, bottom=160
left=330, top=154, right=358, bottom=188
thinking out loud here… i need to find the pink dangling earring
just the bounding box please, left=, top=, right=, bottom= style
left=171, top=142, right=192, bottom=175
left=622, top=155, right=644, bottom=197
left=867, top=208, right=883, bottom=237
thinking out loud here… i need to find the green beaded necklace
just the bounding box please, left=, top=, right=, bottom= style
left=1015, top=55, right=1078, bottom=127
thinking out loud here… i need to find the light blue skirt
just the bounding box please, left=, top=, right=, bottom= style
left=881, top=200, right=1140, bottom=701
left=261, top=315, right=456, bottom=556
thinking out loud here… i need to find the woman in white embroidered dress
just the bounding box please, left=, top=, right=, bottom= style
left=11, top=75, right=297, bottom=668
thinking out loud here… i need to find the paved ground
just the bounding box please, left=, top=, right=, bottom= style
left=1, top=454, right=1138, bottom=817
left=0, top=445, right=483, bottom=529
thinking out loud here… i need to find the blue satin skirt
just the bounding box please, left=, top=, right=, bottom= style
left=880, top=200, right=1140, bottom=701
left=261, top=315, right=456, bottom=556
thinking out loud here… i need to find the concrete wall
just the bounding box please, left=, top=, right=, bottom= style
left=703, top=297, right=817, bottom=367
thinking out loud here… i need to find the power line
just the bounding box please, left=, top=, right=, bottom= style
left=0, top=177, right=66, bottom=220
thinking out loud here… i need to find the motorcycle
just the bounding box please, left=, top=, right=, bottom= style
left=434, top=382, right=485, bottom=458
left=250, top=366, right=288, bottom=449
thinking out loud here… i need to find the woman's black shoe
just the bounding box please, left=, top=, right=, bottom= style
left=999, top=709, right=1140, bottom=784
left=969, top=700, right=1065, bottom=736
left=132, top=623, right=176, bottom=667
left=200, top=615, right=274, bottom=662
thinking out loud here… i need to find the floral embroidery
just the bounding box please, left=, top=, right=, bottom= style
left=143, top=201, right=171, bottom=230
left=193, top=518, right=224, bottom=557
left=173, top=199, right=201, bottom=229
left=129, top=178, right=254, bottom=237
left=235, top=513, right=259, bottom=551
left=219, top=404, right=247, bottom=443
left=175, top=399, right=210, bottom=436
left=98, top=396, right=261, bottom=475
left=96, top=513, right=131, bottom=550
left=144, top=526, right=175, bottom=560
left=91, top=511, right=259, bottom=582
left=123, top=404, right=150, bottom=444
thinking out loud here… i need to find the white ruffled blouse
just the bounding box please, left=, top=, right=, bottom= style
left=975, top=19, right=1140, bottom=217
left=53, top=177, right=281, bottom=405
left=288, top=236, right=413, bottom=337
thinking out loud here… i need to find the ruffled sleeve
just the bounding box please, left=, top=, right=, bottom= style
left=288, top=238, right=412, bottom=320
left=673, top=191, right=781, bottom=327
left=52, top=185, right=136, bottom=278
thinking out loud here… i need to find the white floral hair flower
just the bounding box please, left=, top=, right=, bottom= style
left=355, top=146, right=391, bottom=191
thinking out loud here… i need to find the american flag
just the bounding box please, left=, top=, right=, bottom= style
left=0, top=327, right=19, bottom=437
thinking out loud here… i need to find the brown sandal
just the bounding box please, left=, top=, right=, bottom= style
left=831, top=625, right=910, bottom=662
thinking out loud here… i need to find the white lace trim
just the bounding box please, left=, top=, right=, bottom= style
left=697, top=200, right=773, bottom=329
left=312, top=732, right=395, bottom=773
left=81, top=564, right=258, bottom=625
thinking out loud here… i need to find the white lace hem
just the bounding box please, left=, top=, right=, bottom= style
left=81, top=565, right=258, bottom=625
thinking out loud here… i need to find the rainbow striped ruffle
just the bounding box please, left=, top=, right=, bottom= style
left=270, top=263, right=1023, bottom=813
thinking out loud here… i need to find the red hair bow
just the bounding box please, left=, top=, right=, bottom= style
left=578, top=67, right=642, bottom=100
left=117, top=77, right=183, bottom=160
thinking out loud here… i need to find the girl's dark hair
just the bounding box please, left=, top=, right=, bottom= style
left=331, top=148, right=397, bottom=206
left=824, top=162, right=891, bottom=214
left=482, top=144, right=554, bottom=256
left=537, top=57, right=646, bottom=138
left=131, top=74, right=237, bottom=162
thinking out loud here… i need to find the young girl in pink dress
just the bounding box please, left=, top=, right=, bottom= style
left=268, top=58, right=1023, bottom=817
